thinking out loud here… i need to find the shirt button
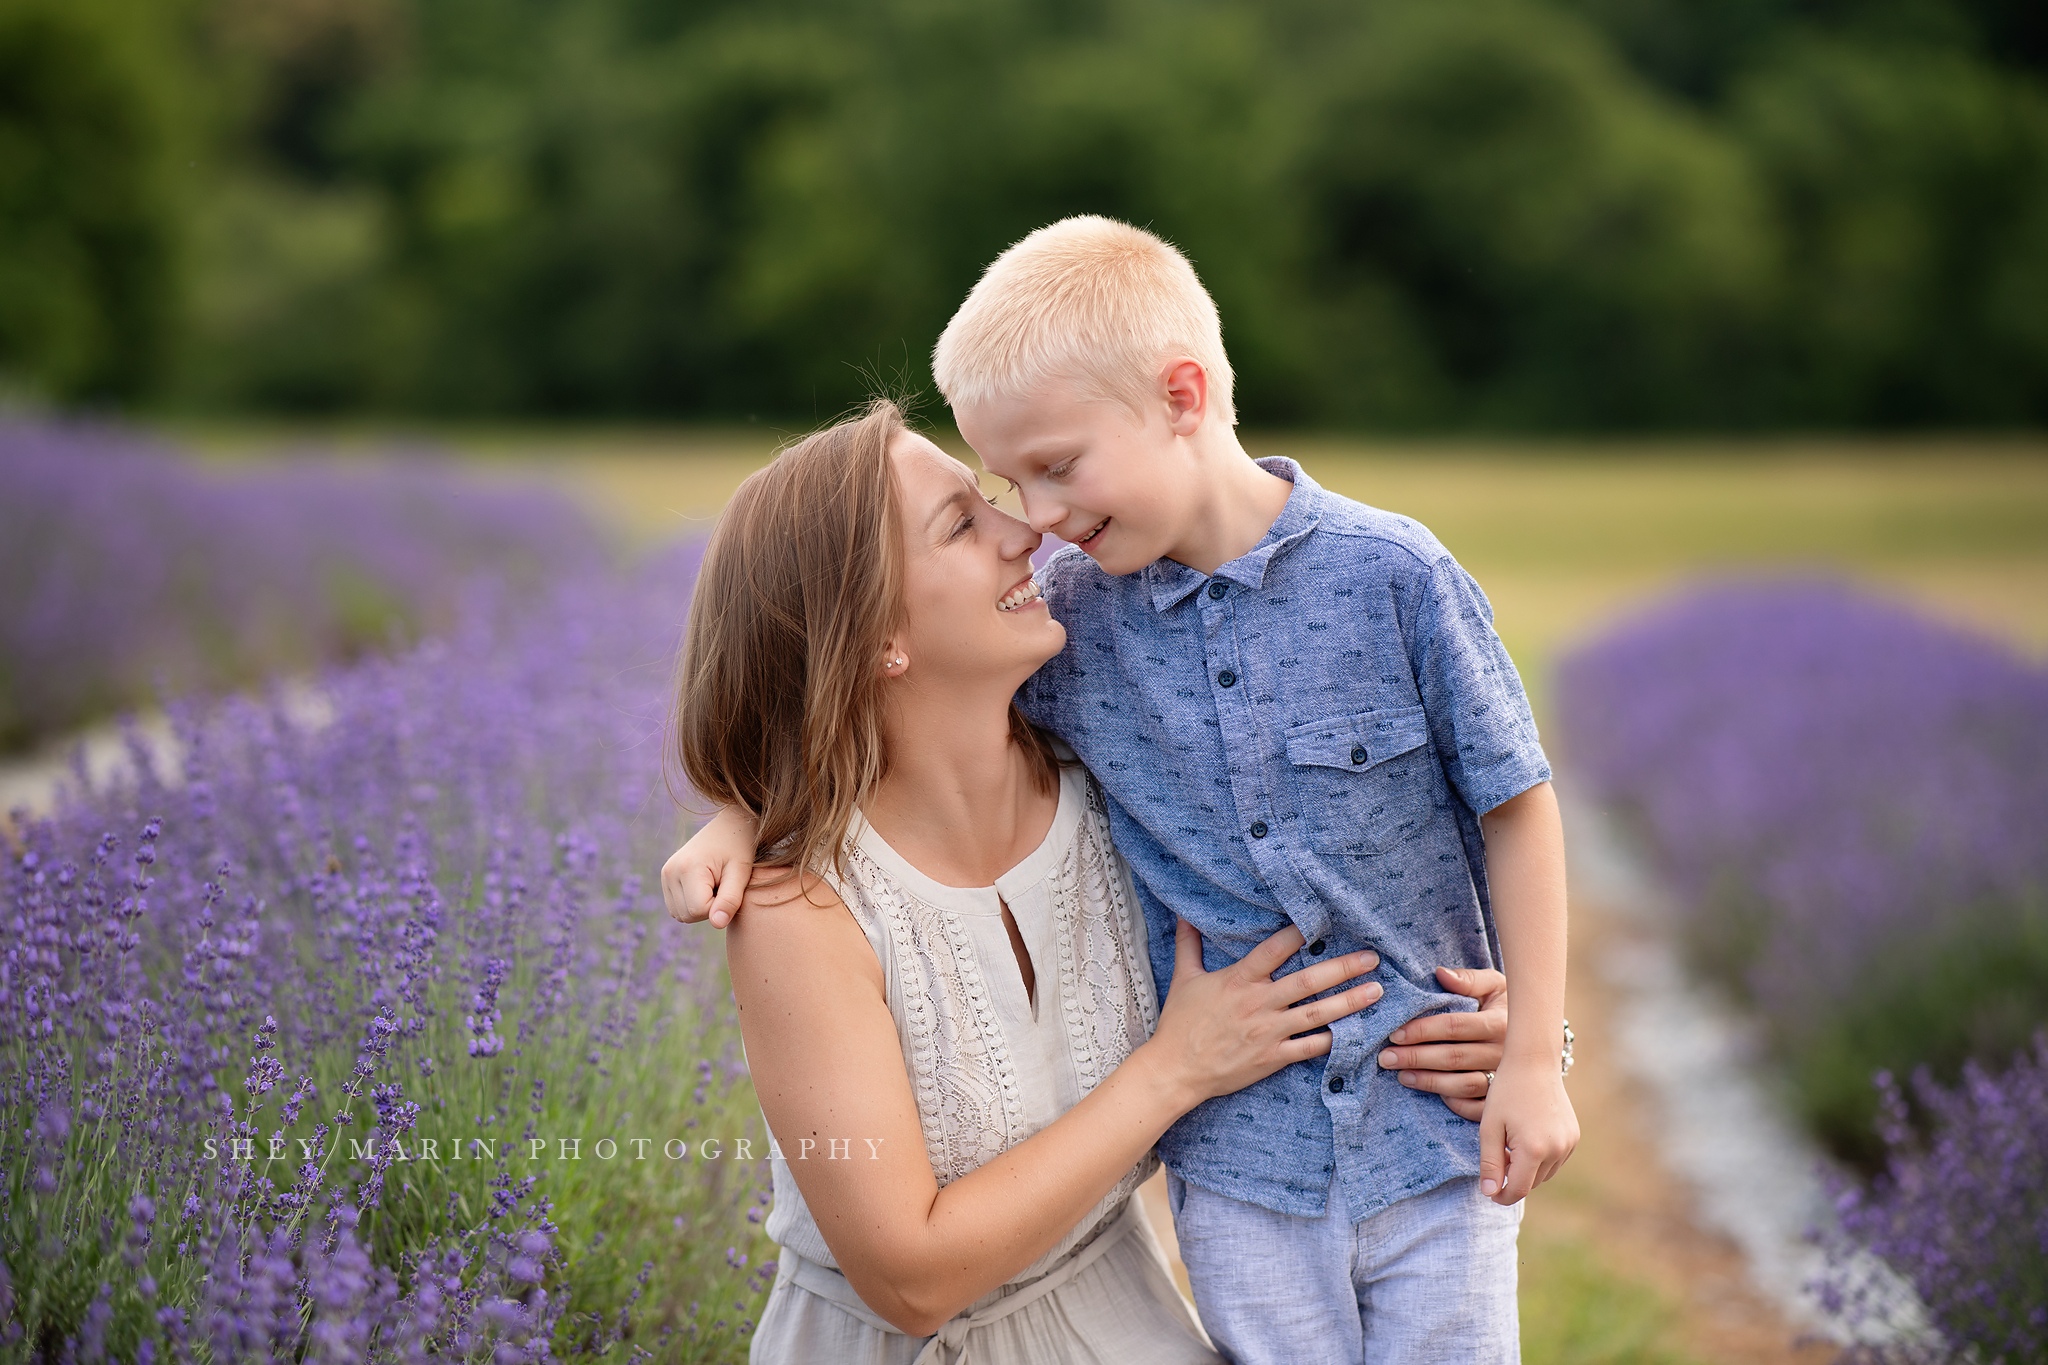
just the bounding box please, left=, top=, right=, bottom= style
left=1250, top=821, right=1268, bottom=839
left=1308, top=938, right=1326, bottom=955
left=1218, top=670, right=1237, bottom=688
left=1351, top=745, right=1367, bottom=765
left=1328, top=1075, right=1345, bottom=1093
left=1207, top=581, right=1227, bottom=600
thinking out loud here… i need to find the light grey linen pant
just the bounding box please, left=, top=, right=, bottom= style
left=1165, top=1171, right=1523, bottom=1365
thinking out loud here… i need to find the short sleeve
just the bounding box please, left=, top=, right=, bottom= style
left=1407, top=555, right=1551, bottom=816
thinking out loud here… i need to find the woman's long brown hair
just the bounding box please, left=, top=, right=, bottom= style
left=670, top=397, right=1060, bottom=882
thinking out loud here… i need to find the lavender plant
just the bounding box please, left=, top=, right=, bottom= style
left=1815, top=1035, right=2048, bottom=1365
left=0, top=417, right=609, bottom=752
left=1559, top=579, right=2048, bottom=1362
left=1, top=529, right=779, bottom=1362
left=1558, top=579, right=2048, bottom=1163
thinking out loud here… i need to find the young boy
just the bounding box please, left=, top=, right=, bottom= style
left=672, top=216, right=1575, bottom=1364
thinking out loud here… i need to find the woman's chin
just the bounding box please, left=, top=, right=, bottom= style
left=1032, top=615, right=1067, bottom=661
left=1002, top=612, right=1067, bottom=674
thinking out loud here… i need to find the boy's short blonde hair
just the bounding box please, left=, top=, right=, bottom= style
left=932, top=215, right=1237, bottom=426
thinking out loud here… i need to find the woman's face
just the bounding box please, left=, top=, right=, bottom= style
left=889, top=430, right=1065, bottom=690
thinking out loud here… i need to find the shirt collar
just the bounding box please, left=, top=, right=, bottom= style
left=1143, top=456, right=1325, bottom=612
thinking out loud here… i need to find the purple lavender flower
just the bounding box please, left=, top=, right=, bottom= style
left=2, top=431, right=769, bottom=1358
left=0, top=416, right=609, bottom=752
left=1560, top=579, right=2048, bottom=1028
left=1815, top=1034, right=2048, bottom=1363
left=1563, top=579, right=2048, bottom=1361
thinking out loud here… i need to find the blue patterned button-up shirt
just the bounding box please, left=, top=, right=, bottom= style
left=1015, top=456, right=1551, bottom=1221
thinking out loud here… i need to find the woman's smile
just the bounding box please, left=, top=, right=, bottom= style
left=998, top=577, right=1043, bottom=612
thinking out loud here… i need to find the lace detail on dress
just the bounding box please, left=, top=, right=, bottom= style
left=1051, top=773, right=1163, bottom=1211
left=806, top=778, right=1161, bottom=1280
left=836, top=840, right=1025, bottom=1186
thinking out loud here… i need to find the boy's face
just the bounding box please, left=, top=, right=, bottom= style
left=955, top=374, right=1189, bottom=578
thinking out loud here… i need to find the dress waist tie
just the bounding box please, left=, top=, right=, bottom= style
left=782, top=1194, right=1145, bottom=1365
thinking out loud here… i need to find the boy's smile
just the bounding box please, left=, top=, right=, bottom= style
left=1071, top=516, right=1111, bottom=548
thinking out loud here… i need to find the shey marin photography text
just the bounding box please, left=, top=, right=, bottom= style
left=197, top=1135, right=888, bottom=1164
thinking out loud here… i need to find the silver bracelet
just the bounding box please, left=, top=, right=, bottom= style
left=1481, top=1020, right=1574, bottom=1092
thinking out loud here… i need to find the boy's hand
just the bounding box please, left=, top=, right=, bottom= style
left=1477, top=1058, right=1578, bottom=1206
left=660, top=805, right=759, bottom=928
left=1379, top=965, right=1507, bottom=1121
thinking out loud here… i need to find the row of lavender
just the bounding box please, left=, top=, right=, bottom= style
left=1, top=419, right=610, bottom=753
left=3, top=429, right=774, bottom=1360
left=1559, top=582, right=2048, bottom=1363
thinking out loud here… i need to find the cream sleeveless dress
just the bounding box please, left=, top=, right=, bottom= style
left=748, top=759, right=1221, bottom=1365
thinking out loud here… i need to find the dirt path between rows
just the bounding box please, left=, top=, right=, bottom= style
left=1520, top=883, right=1837, bottom=1363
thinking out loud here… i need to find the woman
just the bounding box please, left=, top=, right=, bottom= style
left=670, top=400, right=1507, bottom=1363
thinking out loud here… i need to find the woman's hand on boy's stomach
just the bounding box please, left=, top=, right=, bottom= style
left=1149, top=917, right=1386, bottom=1109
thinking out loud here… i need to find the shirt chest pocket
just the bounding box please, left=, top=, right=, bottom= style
left=1283, top=705, right=1434, bottom=855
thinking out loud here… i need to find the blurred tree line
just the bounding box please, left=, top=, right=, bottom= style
left=4, top=0, right=2046, bottom=429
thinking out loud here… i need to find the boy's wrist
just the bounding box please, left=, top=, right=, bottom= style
left=1500, top=1019, right=1571, bottom=1071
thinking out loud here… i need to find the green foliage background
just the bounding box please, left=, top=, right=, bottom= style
left=5, top=0, right=2046, bottom=428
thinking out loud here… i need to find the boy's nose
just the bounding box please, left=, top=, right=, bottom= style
left=1003, top=520, right=1043, bottom=561
left=1026, top=498, right=1066, bottom=536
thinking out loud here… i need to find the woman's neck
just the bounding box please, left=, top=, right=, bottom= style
left=866, top=675, right=1057, bottom=889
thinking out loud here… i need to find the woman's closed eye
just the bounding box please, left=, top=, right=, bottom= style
left=947, top=495, right=1005, bottom=541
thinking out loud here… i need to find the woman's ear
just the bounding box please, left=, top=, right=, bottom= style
left=880, top=642, right=908, bottom=677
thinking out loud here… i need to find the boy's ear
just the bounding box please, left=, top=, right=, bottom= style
left=1161, top=359, right=1209, bottom=436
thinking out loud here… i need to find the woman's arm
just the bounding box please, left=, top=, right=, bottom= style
left=729, top=872, right=1383, bottom=1336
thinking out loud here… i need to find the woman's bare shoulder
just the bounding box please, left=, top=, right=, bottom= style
left=740, top=863, right=847, bottom=913
left=726, top=864, right=878, bottom=984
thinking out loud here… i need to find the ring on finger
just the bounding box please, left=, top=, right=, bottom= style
left=1483, top=1071, right=1496, bottom=1090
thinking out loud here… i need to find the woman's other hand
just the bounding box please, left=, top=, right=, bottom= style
left=1146, top=918, right=1384, bottom=1109
left=1377, top=966, right=1508, bottom=1121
